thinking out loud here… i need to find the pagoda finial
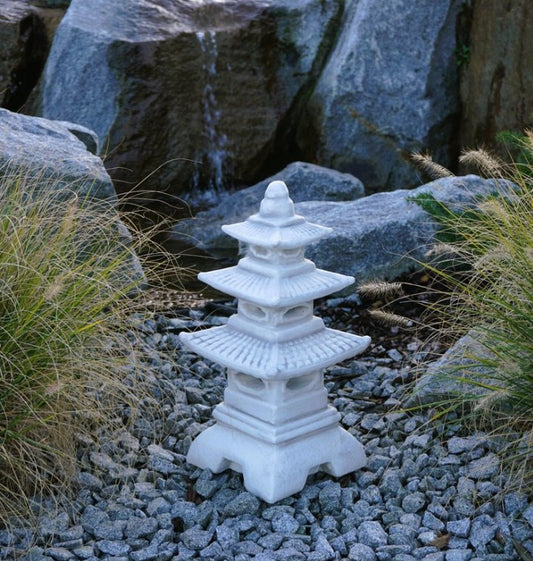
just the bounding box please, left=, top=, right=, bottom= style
left=259, top=180, right=295, bottom=219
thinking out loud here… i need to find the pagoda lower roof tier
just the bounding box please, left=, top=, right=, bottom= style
left=198, top=265, right=354, bottom=306
left=179, top=325, right=371, bottom=379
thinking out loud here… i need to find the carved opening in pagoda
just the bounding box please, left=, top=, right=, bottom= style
left=282, top=303, right=311, bottom=323
left=234, top=371, right=265, bottom=393
left=240, top=301, right=267, bottom=321
left=249, top=245, right=272, bottom=260
left=281, top=247, right=304, bottom=261
left=285, top=372, right=318, bottom=391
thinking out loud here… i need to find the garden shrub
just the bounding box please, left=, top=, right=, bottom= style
left=0, top=162, right=175, bottom=523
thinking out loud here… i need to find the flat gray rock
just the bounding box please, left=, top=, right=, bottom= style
left=173, top=174, right=511, bottom=284
left=299, top=175, right=511, bottom=284
left=406, top=329, right=498, bottom=408
left=172, top=161, right=364, bottom=257
left=0, top=108, right=145, bottom=287
left=0, top=108, right=115, bottom=201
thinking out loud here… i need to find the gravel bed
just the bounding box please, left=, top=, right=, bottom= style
left=1, top=297, right=532, bottom=561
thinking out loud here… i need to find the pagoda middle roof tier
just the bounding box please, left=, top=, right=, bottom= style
left=180, top=324, right=371, bottom=380
left=198, top=263, right=354, bottom=306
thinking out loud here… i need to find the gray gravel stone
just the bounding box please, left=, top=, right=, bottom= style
left=453, top=497, right=475, bottom=518
left=313, top=533, right=335, bottom=559
left=215, top=524, right=240, bottom=550
left=146, top=455, right=179, bottom=475
left=447, top=437, right=485, bottom=455
left=447, top=518, right=471, bottom=538
left=46, top=547, right=74, bottom=561
left=93, top=520, right=125, bottom=540
left=405, top=434, right=431, bottom=448
left=146, top=496, right=171, bottom=516
left=402, top=492, right=426, bottom=513
left=129, top=543, right=159, bottom=561
left=125, top=516, right=159, bottom=539
left=223, top=492, right=261, bottom=516
left=467, top=454, right=500, bottom=480
left=422, top=553, right=445, bottom=561
left=198, top=541, right=224, bottom=559
left=318, top=482, right=342, bottom=513
left=503, top=492, right=528, bottom=516
left=194, top=473, right=220, bottom=499
left=96, top=540, right=131, bottom=556
left=446, top=550, right=472, bottom=561
left=75, top=472, right=104, bottom=491
left=80, top=507, right=109, bottom=535
left=418, top=530, right=438, bottom=545
left=275, top=547, right=307, bottom=561
left=358, top=520, right=388, bottom=547
left=181, top=528, right=213, bottom=551
left=469, top=515, right=497, bottom=549
left=380, top=469, right=403, bottom=497
left=523, top=505, right=533, bottom=527
left=389, top=524, right=417, bottom=546
left=232, top=540, right=264, bottom=555
left=422, top=511, right=445, bottom=532
left=271, top=512, right=300, bottom=535
left=360, top=484, right=383, bottom=504
left=348, top=543, right=377, bottom=561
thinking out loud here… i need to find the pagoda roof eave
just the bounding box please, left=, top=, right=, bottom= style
left=221, top=217, right=331, bottom=248
left=198, top=266, right=354, bottom=306
left=179, top=325, right=371, bottom=380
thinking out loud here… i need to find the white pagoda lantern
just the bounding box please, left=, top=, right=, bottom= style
left=180, top=180, right=371, bottom=503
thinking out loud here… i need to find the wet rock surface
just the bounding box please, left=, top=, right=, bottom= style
left=0, top=293, right=531, bottom=561
left=38, top=0, right=341, bottom=196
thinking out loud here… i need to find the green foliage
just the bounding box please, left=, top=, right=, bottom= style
left=413, top=154, right=533, bottom=490
left=454, top=43, right=470, bottom=67
left=409, top=191, right=502, bottom=246
left=496, top=128, right=533, bottom=174
left=0, top=163, right=169, bottom=523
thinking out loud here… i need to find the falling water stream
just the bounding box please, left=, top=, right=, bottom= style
left=191, top=30, right=231, bottom=202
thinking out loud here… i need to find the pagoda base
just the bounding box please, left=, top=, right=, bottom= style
left=186, top=420, right=366, bottom=503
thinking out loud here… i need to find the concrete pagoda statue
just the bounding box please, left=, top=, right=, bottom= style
left=180, top=180, right=371, bottom=503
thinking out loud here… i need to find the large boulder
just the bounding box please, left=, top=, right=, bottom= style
left=405, top=330, right=497, bottom=408
left=0, top=1, right=49, bottom=111
left=299, top=175, right=511, bottom=284
left=459, top=0, right=533, bottom=149
left=175, top=174, right=512, bottom=285
left=171, top=161, right=364, bottom=257
left=0, top=108, right=113, bottom=201
left=37, top=0, right=343, bottom=197
left=297, top=0, right=463, bottom=193
left=0, top=108, right=144, bottom=285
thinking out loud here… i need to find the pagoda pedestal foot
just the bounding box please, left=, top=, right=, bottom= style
left=186, top=422, right=366, bottom=503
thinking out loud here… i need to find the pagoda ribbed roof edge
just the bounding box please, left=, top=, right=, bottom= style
left=198, top=266, right=354, bottom=306
left=221, top=216, right=331, bottom=248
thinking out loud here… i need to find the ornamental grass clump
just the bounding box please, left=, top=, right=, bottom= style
left=412, top=144, right=533, bottom=490
left=0, top=163, right=165, bottom=523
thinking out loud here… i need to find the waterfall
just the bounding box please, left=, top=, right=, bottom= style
left=192, top=30, right=230, bottom=202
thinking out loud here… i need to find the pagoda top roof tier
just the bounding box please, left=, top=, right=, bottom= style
left=180, top=324, right=371, bottom=379
left=222, top=180, right=331, bottom=248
